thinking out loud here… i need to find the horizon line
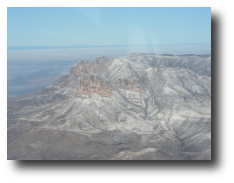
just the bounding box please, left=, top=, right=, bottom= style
left=7, top=44, right=211, bottom=51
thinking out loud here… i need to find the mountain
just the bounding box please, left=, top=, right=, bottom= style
left=7, top=53, right=211, bottom=160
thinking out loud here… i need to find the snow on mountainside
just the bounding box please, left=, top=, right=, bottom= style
left=7, top=53, right=211, bottom=160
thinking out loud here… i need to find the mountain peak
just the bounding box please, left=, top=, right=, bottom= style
left=7, top=53, right=211, bottom=160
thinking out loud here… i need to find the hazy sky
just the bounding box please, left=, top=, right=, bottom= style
left=7, top=7, right=211, bottom=47
left=7, top=7, right=211, bottom=97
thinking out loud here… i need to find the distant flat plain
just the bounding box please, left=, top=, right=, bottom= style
left=7, top=61, right=78, bottom=97
left=7, top=45, right=211, bottom=98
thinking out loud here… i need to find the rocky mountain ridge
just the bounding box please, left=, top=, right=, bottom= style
left=7, top=53, right=211, bottom=160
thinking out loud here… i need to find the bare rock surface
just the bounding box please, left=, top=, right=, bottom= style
left=7, top=53, right=211, bottom=160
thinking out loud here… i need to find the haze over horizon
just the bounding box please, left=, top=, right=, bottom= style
left=7, top=7, right=211, bottom=97
left=7, top=7, right=211, bottom=161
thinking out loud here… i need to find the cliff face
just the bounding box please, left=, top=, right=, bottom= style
left=77, top=75, right=111, bottom=98
left=77, top=75, right=143, bottom=98
left=70, top=61, right=97, bottom=76
left=7, top=53, right=211, bottom=160
left=70, top=59, right=144, bottom=98
left=69, top=57, right=111, bottom=76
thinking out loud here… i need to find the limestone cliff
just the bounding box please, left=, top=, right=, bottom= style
left=77, top=75, right=111, bottom=98
left=7, top=53, right=211, bottom=160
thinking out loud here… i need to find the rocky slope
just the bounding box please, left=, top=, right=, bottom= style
left=7, top=53, right=211, bottom=160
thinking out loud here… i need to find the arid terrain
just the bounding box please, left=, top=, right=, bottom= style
left=7, top=53, right=211, bottom=160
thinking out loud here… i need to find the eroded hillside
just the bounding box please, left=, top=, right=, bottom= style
left=7, top=53, right=211, bottom=160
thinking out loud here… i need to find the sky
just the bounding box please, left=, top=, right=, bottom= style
left=7, top=7, right=211, bottom=47
left=7, top=7, right=211, bottom=97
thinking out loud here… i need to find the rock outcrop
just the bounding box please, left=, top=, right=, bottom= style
left=77, top=75, right=111, bottom=98
left=7, top=53, right=211, bottom=160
